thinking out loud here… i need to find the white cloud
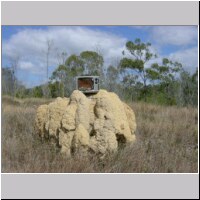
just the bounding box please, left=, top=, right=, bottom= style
left=2, top=26, right=198, bottom=87
left=2, top=26, right=127, bottom=86
left=151, top=26, right=198, bottom=46
left=145, top=47, right=198, bottom=74
left=168, top=47, right=198, bottom=73
left=19, top=61, right=35, bottom=70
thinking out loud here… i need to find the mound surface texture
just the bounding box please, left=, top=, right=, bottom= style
left=35, top=90, right=137, bottom=157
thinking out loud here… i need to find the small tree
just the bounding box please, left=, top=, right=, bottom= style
left=51, top=54, right=84, bottom=97
left=106, top=65, right=119, bottom=92
left=178, top=68, right=198, bottom=106
left=9, top=55, right=20, bottom=99
left=50, top=65, right=68, bottom=97
left=120, top=38, right=157, bottom=101
left=80, top=51, right=104, bottom=76
left=32, top=86, right=43, bottom=98
left=2, top=67, right=14, bottom=95
left=43, top=39, right=54, bottom=98
left=146, top=58, right=183, bottom=105
left=65, top=54, right=84, bottom=77
left=56, top=51, right=68, bottom=66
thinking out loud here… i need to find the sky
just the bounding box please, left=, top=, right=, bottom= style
left=2, top=25, right=198, bottom=88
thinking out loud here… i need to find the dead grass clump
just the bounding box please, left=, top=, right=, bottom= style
left=1, top=96, right=198, bottom=173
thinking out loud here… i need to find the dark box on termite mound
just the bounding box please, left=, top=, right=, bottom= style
left=76, top=76, right=99, bottom=94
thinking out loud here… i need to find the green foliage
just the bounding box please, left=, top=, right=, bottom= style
left=32, top=86, right=43, bottom=98
left=48, top=82, right=60, bottom=98
left=65, top=54, right=84, bottom=76
left=106, top=65, right=119, bottom=92
left=120, top=38, right=157, bottom=102
left=125, top=38, right=155, bottom=62
left=49, top=50, right=105, bottom=97
left=3, top=38, right=197, bottom=107
left=145, top=68, right=160, bottom=81
left=2, top=67, right=14, bottom=95
left=149, top=58, right=183, bottom=83
left=120, top=58, right=144, bottom=71
left=178, top=68, right=198, bottom=106
left=118, top=39, right=197, bottom=106
left=80, top=51, right=104, bottom=76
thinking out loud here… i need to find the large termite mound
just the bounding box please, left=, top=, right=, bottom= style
left=35, top=90, right=137, bottom=158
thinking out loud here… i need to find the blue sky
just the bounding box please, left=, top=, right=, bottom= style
left=2, top=26, right=198, bottom=87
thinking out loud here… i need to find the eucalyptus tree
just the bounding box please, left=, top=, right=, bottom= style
left=80, top=51, right=104, bottom=76
left=51, top=54, right=84, bottom=96
left=106, top=65, right=119, bottom=92
left=120, top=38, right=157, bottom=101
left=146, top=58, right=183, bottom=104
left=8, top=55, right=20, bottom=99
left=178, top=68, right=198, bottom=106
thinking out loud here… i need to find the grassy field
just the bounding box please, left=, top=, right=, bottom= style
left=1, top=96, right=198, bottom=173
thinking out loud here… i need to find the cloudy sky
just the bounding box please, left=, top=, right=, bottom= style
left=2, top=26, right=198, bottom=87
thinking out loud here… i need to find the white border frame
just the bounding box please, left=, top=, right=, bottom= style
left=1, top=1, right=199, bottom=199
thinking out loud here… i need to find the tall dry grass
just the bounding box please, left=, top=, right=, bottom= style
left=1, top=96, right=198, bottom=173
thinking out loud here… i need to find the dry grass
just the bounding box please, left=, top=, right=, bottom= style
left=1, top=96, right=198, bottom=173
